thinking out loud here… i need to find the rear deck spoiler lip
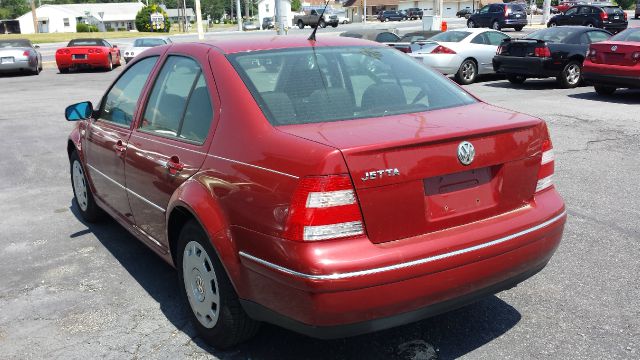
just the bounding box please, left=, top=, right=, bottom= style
left=502, top=38, right=546, bottom=44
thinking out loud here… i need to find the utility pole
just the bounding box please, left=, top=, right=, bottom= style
left=195, top=0, right=204, bottom=39
left=236, top=0, right=242, bottom=31
left=183, top=0, right=188, bottom=32
left=542, top=0, right=550, bottom=24
left=363, top=0, right=366, bottom=23
left=275, top=0, right=283, bottom=34
left=30, top=0, right=38, bottom=33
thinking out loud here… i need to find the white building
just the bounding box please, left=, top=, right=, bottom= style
left=257, top=0, right=292, bottom=29
left=165, top=8, right=196, bottom=23
left=17, top=2, right=145, bottom=34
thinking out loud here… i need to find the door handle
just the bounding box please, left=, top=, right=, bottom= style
left=113, top=139, right=126, bottom=157
left=165, top=156, right=184, bottom=175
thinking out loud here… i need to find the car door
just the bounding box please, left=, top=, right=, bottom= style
left=576, top=6, right=592, bottom=25
left=562, top=7, right=580, bottom=25
left=472, top=31, right=509, bottom=73
left=125, top=46, right=218, bottom=247
left=84, top=56, right=159, bottom=222
left=474, top=6, right=490, bottom=26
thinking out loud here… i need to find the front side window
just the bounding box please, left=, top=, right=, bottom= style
left=479, top=6, right=489, bottom=14
left=228, top=47, right=476, bottom=126
left=99, top=56, right=158, bottom=126
left=564, top=7, right=578, bottom=15
left=140, top=56, right=213, bottom=144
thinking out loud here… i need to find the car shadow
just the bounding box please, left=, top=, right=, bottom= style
left=568, top=89, right=640, bottom=104
left=482, top=78, right=570, bottom=90
left=0, top=71, right=37, bottom=77
left=69, top=202, right=522, bottom=359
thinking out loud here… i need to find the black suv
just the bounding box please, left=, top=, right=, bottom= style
left=406, top=7, right=423, bottom=20
left=548, top=5, right=628, bottom=33
left=467, top=3, right=527, bottom=31
left=377, top=10, right=405, bottom=22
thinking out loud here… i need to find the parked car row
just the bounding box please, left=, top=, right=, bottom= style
left=547, top=4, right=628, bottom=34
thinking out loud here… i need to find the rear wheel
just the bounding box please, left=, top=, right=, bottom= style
left=514, top=25, right=523, bottom=31
left=594, top=85, right=616, bottom=96
left=105, top=55, right=113, bottom=72
left=177, top=220, right=260, bottom=349
left=548, top=21, right=557, bottom=27
left=331, top=22, right=338, bottom=28
left=59, top=67, right=69, bottom=74
left=507, top=74, right=526, bottom=85
left=319, top=19, right=326, bottom=28
left=70, top=151, right=101, bottom=222
left=467, top=19, right=476, bottom=28
left=297, top=20, right=304, bottom=29
left=585, top=22, right=595, bottom=28
left=455, top=59, right=478, bottom=85
left=557, top=61, right=581, bottom=88
left=492, top=20, right=501, bottom=30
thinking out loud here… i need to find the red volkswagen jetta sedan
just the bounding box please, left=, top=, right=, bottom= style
left=64, top=36, right=566, bottom=348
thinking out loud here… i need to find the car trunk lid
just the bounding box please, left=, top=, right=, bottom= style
left=590, top=41, right=640, bottom=66
left=278, top=103, right=547, bottom=243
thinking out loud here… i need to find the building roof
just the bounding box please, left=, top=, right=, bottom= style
left=18, top=2, right=144, bottom=22
left=165, top=8, right=195, bottom=17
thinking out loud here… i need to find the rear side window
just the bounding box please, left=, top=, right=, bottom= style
left=376, top=32, right=400, bottom=42
left=586, top=31, right=610, bottom=43
left=99, top=56, right=158, bottom=126
left=528, top=27, right=581, bottom=43
left=140, top=56, right=213, bottom=144
left=510, top=5, right=525, bottom=12
left=603, top=6, right=624, bottom=15
left=228, top=47, right=476, bottom=126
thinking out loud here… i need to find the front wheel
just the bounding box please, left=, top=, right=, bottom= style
left=70, top=151, right=101, bottom=222
left=319, top=19, right=326, bottom=28
left=455, top=59, right=478, bottom=85
left=514, top=25, right=524, bottom=31
left=548, top=21, right=557, bottom=27
left=467, top=20, right=476, bottom=28
left=507, top=74, right=526, bottom=84
left=178, top=220, right=260, bottom=349
left=558, top=61, right=582, bottom=88
left=492, top=20, right=501, bottom=30
left=594, top=85, right=616, bottom=96
left=105, top=55, right=113, bottom=72
left=297, top=20, right=304, bottom=29
left=331, top=22, right=338, bottom=28
left=584, top=22, right=595, bottom=28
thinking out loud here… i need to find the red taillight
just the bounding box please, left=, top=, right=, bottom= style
left=88, top=49, right=94, bottom=53
left=623, top=12, right=627, bottom=21
left=64, top=49, right=70, bottom=54
left=534, top=47, right=551, bottom=57
left=504, top=5, right=508, bottom=16
left=536, top=139, right=555, bottom=193
left=23, top=50, right=30, bottom=57
left=95, top=48, right=102, bottom=54
left=600, top=11, right=608, bottom=21
left=588, top=47, right=597, bottom=62
left=431, top=45, right=456, bottom=54
left=283, top=175, right=365, bottom=241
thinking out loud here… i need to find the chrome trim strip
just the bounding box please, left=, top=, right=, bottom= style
left=130, top=133, right=208, bottom=155
left=208, top=155, right=299, bottom=179
left=239, top=210, right=567, bottom=281
left=86, top=164, right=166, bottom=213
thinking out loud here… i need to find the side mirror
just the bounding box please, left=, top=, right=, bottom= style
left=65, top=101, right=94, bottom=121
left=34, top=44, right=40, bottom=49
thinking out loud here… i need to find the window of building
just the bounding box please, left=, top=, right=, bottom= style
left=63, top=18, right=70, bottom=27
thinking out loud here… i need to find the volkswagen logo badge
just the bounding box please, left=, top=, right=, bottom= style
left=457, top=141, right=475, bottom=166
left=611, top=45, right=617, bottom=52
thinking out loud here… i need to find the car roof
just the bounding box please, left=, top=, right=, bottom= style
left=202, top=35, right=385, bottom=54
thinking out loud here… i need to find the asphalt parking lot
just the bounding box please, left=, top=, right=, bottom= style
left=1, top=59, right=639, bottom=359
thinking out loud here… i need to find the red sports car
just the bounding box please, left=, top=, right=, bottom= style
left=55, top=38, right=121, bottom=73
left=583, top=27, right=640, bottom=95
left=63, top=36, right=566, bottom=348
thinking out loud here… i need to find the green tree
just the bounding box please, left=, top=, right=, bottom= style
left=614, top=0, right=635, bottom=10
left=0, top=0, right=29, bottom=18
left=135, top=4, right=170, bottom=32
left=291, top=0, right=301, bottom=12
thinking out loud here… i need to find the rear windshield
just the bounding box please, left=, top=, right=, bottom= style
left=228, top=46, right=476, bottom=126
left=602, top=6, right=624, bottom=14
left=68, top=39, right=102, bottom=47
left=527, top=27, right=580, bottom=43
left=611, top=28, right=640, bottom=42
left=430, top=31, right=470, bottom=42
left=0, top=40, right=31, bottom=48
left=509, top=4, right=525, bottom=12
left=133, top=38, right=166, bottom=47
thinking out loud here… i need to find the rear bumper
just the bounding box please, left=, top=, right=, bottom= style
left=583, top=71, right=640, bottom=88
left=0, top=60, right=34, bottom=72
left=493, top=55, right=560, bottom=77
left=503, top=18, right=528, bottom=27
left=56, top=54, right=108, bottom=69
left=236, top=189, right=566, bottom=334
left=602, top=22, right=628, bottom=32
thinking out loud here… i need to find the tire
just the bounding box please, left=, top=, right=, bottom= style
left=319, top=19, right=326, bottom=28
left=32, top=66, right=40, bottom=75
left=548, top=21, right=557, bottom=27
left=105, top=55, right=113, bottom=72
left=585, top=22, right=595, bottom=28
left=514, top=25, right=523, bottom=31
left=297, top=20, right=304, bottom=29
left=557, top=61, right=582, bottom=88
left=70, top=151, right=101, bottom=222
left=385, top=17, right=389, bottom=22
left=455, top=59, right=478, bottom=85
left=507, top=74, right=526, bottom=84
left=492, top=20, right=501, bottom=30
left=331, top=22, right=338, bottom=28
left=594, top=85, right=616, bottom=96
left=59, top=67, right=69, bottom=74
left=467, top=19, right=476, bottom=28
left=177, top=220, right=260, bottom=349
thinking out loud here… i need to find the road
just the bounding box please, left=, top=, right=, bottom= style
left=1, top=34, right=639, bottom=359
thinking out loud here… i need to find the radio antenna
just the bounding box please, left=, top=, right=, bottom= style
left=308, top=0, right=331, bottom=42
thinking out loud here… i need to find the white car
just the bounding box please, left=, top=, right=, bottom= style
left=336, top=13, right=351, bottom=24
left=409, top=28, right=510, bottom=84
left=123, top=37, right=172, bottom=63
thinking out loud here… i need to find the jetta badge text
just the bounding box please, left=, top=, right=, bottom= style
left=361, top=168, right=400, bottom=181
left=457, top=141, right=475, bottom=166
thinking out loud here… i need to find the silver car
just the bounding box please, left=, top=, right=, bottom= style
left=0, top=39, right=43, bottom=75
left=123, top=37, right=172, bottom=64
left=409, top=28, right=510, bottom=84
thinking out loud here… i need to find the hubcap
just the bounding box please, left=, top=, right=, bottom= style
left=461, top=61, right=475, bottom=81
left=183, top=241, right=220, bottom=328
left=566, top=64, right=580, bottom=85
left=72, top=161, right=88, bottom=212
